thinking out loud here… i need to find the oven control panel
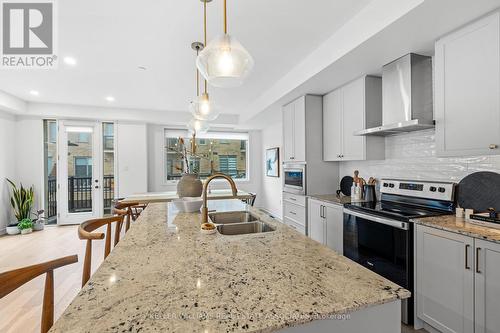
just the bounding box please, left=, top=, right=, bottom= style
left=380, top=179, right=455, bottom=201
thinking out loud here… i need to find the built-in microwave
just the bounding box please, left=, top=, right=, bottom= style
left=283, top=164, right=306, bottom=195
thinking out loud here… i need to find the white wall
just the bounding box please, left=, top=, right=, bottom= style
left=116, top=123, right=148, bottom=197
left=260, top=120, right=283, bottom=218
left=339, top=129, right=500, bottom=188
left=0, top=111, right=18, bottom=232
left=15, top=117, right=44, bottom=212
left=147, top=124, right=262, bottom=204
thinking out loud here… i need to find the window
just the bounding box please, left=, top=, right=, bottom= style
left=103, top=123, right=114, bottom=151
left=43, top=120, right=57, bottom=224
left=219, top=155, right=237, bottom=177
left=164, top=130, right=249, bottom=182
left=78, top=133, right=90, bottom=143
left=74, top=157, right=92, bottom=178
left=48, top=121, right=57, bottom=143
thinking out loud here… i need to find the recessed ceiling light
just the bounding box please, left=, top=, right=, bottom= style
left=105, top=96, right=115, bottom=102
left=63, top=56, right=77, bottom=66
left=30, top=90, right=39, bottom=96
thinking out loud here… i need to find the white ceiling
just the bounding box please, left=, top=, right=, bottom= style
left=0, top=0, right=372, bottom=115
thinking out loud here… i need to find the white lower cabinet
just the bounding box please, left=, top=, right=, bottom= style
left=416, top=225, right=500, bottom=333
left=308, top=199, right=324, bottom=243
left=474, top=239, right=500, bottom=333
left=325, top=204, right=343, bottom=254
left=308, top=199, right=343, bottom=253
left=283, top=192, right=306, bottom=235
left=416, top=225, right=474, bottom=333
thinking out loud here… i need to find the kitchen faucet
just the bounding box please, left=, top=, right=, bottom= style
left=201, top=173, right=238, bottom=224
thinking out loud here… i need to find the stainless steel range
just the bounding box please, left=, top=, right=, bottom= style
left=343, top=179, right=456, bottom=325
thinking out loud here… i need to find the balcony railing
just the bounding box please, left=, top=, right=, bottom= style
left=47, top=176, right=114, bottom=218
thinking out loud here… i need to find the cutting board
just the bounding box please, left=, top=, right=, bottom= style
left=457, top=171, right=500, bottom=212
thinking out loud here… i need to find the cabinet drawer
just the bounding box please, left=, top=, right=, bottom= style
left=283, top=202, right=306, bottom=226
left=283, top=192, right=306, bottom=206
left=284, top=217, right=306, bottom=235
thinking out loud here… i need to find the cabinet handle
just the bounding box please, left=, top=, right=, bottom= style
left=465, top=244, right=470, bottom=270
left=289, top=211, right=297, bottom=215
left=476, top=247, right=482, bottom=274
left=289, top=197, right=296, bottom=201
left=319, top=206, right=323, bottom=218
left=489, top=144, right=498, bottom=150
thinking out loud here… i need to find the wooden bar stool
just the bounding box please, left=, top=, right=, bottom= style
left=115, top=201, right=145, bottom=231
left=0, top=255, right=78, bottom=333
left=78, top=216, right=124, bottom=287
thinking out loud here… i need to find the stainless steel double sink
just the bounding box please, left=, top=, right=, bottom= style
left=208, top=211, right=275, bottom=236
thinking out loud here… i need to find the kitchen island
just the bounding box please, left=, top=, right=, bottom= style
left=50, top=200, right=409, bottom=333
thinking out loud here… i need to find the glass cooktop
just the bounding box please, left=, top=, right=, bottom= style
left=345, top=200, right=451, bottom=222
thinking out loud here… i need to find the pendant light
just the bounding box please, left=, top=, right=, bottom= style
left=187, top=118, right=210, bottom=135
left=189, top=1, right=219, bottom=121
left=196, top=0, right=254, bottom=88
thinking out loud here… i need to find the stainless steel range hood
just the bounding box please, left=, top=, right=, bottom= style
left=355, top=53, right=434, bottom=136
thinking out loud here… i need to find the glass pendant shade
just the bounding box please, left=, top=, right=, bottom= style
left=189, top=93, right=220, bottom=121
left=187, top=118, right=210, bottom=135
left=196, top=34, right=254, bottom=88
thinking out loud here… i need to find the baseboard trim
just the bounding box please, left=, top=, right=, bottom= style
left=0, top=227, right=6, bottom=236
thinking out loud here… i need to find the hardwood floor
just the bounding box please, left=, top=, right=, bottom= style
left=0, top=224, right=428, bottom=333
left=0, top=224, right=123, bottom=333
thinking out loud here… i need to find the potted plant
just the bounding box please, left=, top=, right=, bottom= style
left=18, top=218, right=33, bottom=234
left=6, top=178, right=34, bottom=235
left=32, top=209, right=46, bottom=231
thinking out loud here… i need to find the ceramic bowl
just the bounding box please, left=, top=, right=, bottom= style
left=172, top=197, right=203, bottom=213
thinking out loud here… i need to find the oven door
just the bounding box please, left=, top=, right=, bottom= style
left=343, top=208, right=413, bottom=324
left=283, top=167, right=305, bottom=195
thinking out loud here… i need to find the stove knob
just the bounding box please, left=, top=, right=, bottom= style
left=389, top=183, right=395, bottom=188
left=383, top=183, right=389, bottom=187
left=429, top=186, right=437, bottom=192
left=438, top=187, right=446, bottom=193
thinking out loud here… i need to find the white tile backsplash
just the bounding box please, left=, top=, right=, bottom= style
left=339, top=129, right=500, bottom=183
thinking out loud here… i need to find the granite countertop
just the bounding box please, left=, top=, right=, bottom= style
left=308, top=194, right=353, bottom=205
left=50, top=199, right=409, bottom=333
left=412, top=215, right=500, bottom=244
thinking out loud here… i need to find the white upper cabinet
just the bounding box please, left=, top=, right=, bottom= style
left=283, top=96, right=306, bottom=162
left=435, top=11, right=500, bottom=156
left=283, top=102, right=295, bottom=163
left=323, top=88, right=343, bottom=161
left=323, top=76, right=384, bottom=161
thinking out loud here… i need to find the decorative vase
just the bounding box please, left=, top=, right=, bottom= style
left=6, top=224, right=20, bottom=235
left=177, top=174, right=203, bottom=198
left=21, top=228, right=33, bottom=235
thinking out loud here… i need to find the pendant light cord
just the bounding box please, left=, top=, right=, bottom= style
left=196, top=49, right=200, bottom=97
left=203, top=0, right=208, bottom=94
left=224, top=0, right=227, bottom=34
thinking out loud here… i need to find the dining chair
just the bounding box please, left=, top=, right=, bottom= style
left=114, top=201, right=146, bottom=231
left=78, top=216, right=124, bottom=287
left=0, top=255, right=78, bottom=333
left=243, top=193, right=257, bottom=206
